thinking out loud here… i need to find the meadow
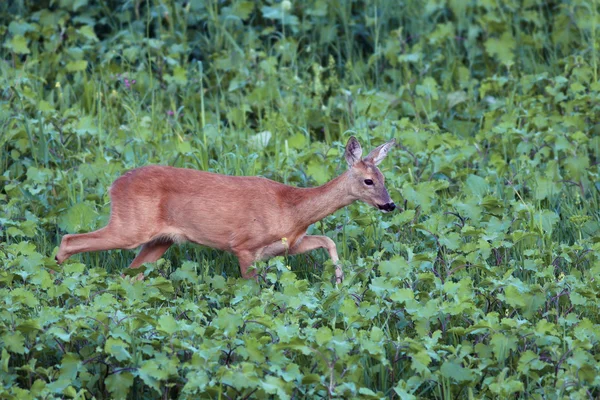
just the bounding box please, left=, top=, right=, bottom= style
left=1, top=0, right=600, bottom=398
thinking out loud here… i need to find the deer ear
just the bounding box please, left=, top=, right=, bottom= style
left=364, top=138, right=396, bottom=165
left=345, top=136, right=363, bottom=167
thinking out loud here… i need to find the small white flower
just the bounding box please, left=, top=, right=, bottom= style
left=281, top=0, right=292, bottom=11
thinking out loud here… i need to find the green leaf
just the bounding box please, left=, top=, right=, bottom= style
left=72, top=0, right=89, bottom=11
left=138, top=360, right=165, bottom=394
left=170, top=261, right=198, bottom=282
left=6, top=35, right=30, bottom=54
left=533, top=210, right=559, bottom=236
left=76, top=115, right=98, bottom=136
left=106, top=372, right=134, bottom=399
left=287, top=133, right=307, bottom=149
left=490, top=333, right=518, bottom=363
left=66, top=60, right=88, bottom=72
left=416, top=77, right=439, bottom=100
left=390, top=288, right=415, bottom=304
left=306, top=159, right=329, bottom=184
left=534, top=176, right=556, bottom=200
left=8, top=21, right=36, bottom=36
left=232, top=1, right=254, bottom=20
left=261, top=6, right=299, bottom=25
left=392, top=209, right=415, bottom=226
left=58, top=201, right=98, bottom=233
left=315, top=326, right=332, bottom=346
left=78, top=25, right=98, bottom=41
left=213, top=309, right=243, bottom=337
left=447, top=90, right=468, bottom=109
left=465, top=174, right=488, bottom=199
left=485, top=31, right=516, bottom=67
left=261, top=375, right=290, bottom=400
left=378, top=256, right=410, bottom=278
left=2, top=332, right=26, bottom=354
left=166, top=66, right=187, bottom=85
left=104, top=338, right=131, bottom=362
left=11, top=288, right=39, bottom=307
left=564, top=155, right=589, bottom=179
left=1, top=349, right=9, bottom=373
left=59, top=353, right=81, bottom=381
left=410, top=348, right=431, bottom=375
left=440, top=360, right=475, bottom=382
left=157, top=314, right=179, bottom=335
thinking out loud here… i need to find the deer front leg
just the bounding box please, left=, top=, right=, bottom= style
left=236, top=250, right=259, bottom=280
left=290, top=235, right=343, bottom=283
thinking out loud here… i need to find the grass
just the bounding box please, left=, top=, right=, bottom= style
left=1, top=0, right=600, bottom=398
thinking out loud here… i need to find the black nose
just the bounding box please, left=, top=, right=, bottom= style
left=378, top=202, right=396, bottom=211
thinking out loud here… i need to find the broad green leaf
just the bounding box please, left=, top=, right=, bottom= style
left=138, top=360, right=163, bottom=394
left=490, top=333, right=518, bottom=363
left=59, top=353, right=81, bottom=381
left=106, top=372, right=134, bottom=399
left=213, top=309, right=243, bottom=337
left=287, top=133, right=307, bottom=149
left=315, top=326, right=332, bottom=346
left=533, top=210, right=559, bottom=235
left=306, top=159, right=329, bottom=184
left=6, top=35, right=30, bottom=54
left=157, top=314, right=179, bottom=335
left=261, top=375, right=291, bottom=400
left=485, top=31, right=516, bottom=67
left=378, top=255, right=410, bottom=277
left=410, top=348, right=431, bottom=375
left=232, top=1, right=254, bottom=19
left=11, top=288, right=39, bottom=307
left=2, top=332, right=26, bottom=354
left=104, top=338, right=131, bottom=362
left=58, top=202, right=98, bottom=233
left=440, top=360, right=475, bottom=382
left=1, top=349, right=9, bottom=373
left=390, top=288, right=415, bottom=304
left=78, top=25, right=98, bottom=41
left=465, top=174, right=488, bottom=198
left=66, top=60, right=88, bottom=72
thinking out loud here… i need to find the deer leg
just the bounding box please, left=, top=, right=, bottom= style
left=236, top=251, right=259, bottom=280
left=56, top=224, right=145, bottom=264
left=290, top=235, right=343, bottom=283
left=128, top=240, right=173, bottom=269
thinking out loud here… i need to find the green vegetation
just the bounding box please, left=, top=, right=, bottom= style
left=2, top=0, right=600, bottom=398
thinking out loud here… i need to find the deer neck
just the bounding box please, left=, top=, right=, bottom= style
left=292, top=171, right=355, bottom=227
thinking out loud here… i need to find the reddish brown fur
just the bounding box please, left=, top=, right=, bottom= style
left=56, top=137, right=396, bottom=281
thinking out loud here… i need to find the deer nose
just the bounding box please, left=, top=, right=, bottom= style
left=378, top=202, right=396, bottom=212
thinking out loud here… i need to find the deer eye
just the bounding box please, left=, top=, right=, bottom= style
left=364, top=179, right=374, bottom=186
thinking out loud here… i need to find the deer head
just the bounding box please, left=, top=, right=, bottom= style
left=344, top=136, right=396, bottom=212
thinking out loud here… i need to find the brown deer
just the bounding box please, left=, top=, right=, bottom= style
left=56, top=136, right=396, bottom=282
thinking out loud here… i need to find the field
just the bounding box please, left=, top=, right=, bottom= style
left=2, top=0, right=600, bottom=398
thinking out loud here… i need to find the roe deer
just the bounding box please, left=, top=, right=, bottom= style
left=56, top=136, right=396, bottom=282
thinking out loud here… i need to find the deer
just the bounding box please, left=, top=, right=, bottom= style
left=55, top=136, right=396, bottom=282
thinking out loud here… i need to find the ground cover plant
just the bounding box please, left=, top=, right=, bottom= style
left=1, top=0, right=600, bottom=398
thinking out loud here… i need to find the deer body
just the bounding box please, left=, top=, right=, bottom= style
left=56, top=137, right=396, bottom=281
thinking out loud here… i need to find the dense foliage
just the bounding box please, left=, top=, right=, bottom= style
left=2, top=0, right=600, bottom=398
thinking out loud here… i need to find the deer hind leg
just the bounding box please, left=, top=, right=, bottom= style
left=56, top=223, right=147, bottom=264
left=128, top=240, right=173, bottom=269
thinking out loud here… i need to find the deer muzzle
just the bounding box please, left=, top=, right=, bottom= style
left=377, top=202, right=396, bottom=212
